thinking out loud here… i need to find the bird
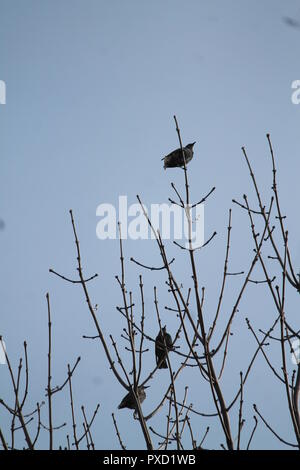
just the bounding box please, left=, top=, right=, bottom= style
left=155, top=326, right=174, bottom=369
left=118, top=385, right=149, bottom=410
left=162, top=142, right=196, bottom=169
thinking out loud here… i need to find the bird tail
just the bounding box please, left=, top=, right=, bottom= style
left=158, top=360, right=168, bottom=369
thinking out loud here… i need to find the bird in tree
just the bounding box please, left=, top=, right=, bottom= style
left=155, top=326, right=174, bottom=369
left=162, top=142, right=196, bottom=169
left=118, top=385, right=149, bottom=410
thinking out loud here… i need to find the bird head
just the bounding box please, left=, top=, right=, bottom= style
left=186, top=142, right=196, bottom=149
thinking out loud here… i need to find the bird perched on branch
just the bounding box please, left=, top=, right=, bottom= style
left=118, top=385, right=149, bottom=410
left=162, top=142, right=196, bottom=169
left=155, top=326, right=174, bottom=369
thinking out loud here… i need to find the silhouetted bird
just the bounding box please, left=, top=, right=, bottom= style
left=118, top=385, right=148, bottom=410
left=162, top=142, right=196, bottom=169
left=155, top=326, right=174, bottom=369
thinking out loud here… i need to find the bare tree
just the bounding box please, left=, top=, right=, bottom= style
left=0, top=118, right=299, bottom=450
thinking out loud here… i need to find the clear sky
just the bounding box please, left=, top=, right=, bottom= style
left=1, top=0, right=300, bottom=450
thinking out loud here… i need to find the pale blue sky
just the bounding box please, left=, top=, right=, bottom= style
left=1, top=0, right=300, bottom=450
